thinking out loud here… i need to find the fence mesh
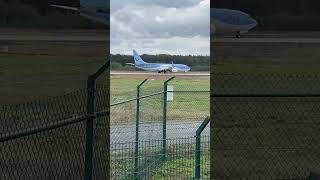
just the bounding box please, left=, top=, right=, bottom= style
left=0, top=85, right=109, bottom=179
left=110, top=77, right=210, bottom=179
left=1, top=120, right=86, bottom=179
left=110, top=136, right=210, bottom=180
left=212, top=72, right=320, bottom=94
left=211, top=73, right=320, bottom=179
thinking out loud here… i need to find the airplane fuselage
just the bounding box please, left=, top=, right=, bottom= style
left=211, top=8, right=257, bottom=36
left=131, top=50, right=191, bottom=73
left=136, top=63, right=191, bottom=73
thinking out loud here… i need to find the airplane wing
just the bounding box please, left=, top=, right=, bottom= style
left=50, top=5, right=79, bottom=11
left=51, top=4, right=108, bottom=25
left=159, top=62, right=180, bottom=72
left=158, top=64, right=173, bottom=71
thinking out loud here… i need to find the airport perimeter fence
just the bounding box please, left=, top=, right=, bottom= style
left=110, top=76, right=210, bottom=179
left=211, top=72, right=320, bottom=179
left=0, top=62, right=109, bottom=180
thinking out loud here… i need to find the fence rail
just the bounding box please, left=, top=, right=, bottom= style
left=0, top=115, right=87, bottom=143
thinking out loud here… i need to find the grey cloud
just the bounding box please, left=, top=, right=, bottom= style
left=111, top=0, right=210, bottom=55
left=111, top=0, right=203, bottom=12
left=112, top=0, right=209, bottom=38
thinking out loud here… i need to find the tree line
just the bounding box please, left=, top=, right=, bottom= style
left=110, top=54, right=210, bottom=71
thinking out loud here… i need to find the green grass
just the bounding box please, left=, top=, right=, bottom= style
left=152, top=154, right=210, bottom=179
left=110, top=79, right=162, bottom=98
left=110, top=77, right=210, bottom=123
left=110, top=76, right=209, bottom=100
left=0, top=54, right=106, bottom=104
left=5, top=51, right=320, bottom=106
left=110, top=141, right=210, bottom=180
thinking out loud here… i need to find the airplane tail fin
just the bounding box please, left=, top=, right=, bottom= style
left=133, top=50, right=146, bottom=65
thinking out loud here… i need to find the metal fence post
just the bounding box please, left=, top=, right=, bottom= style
left=162, top=76, right=175, bottom=161
left=84, top=61, right=109, bottom=180
left=195, top=117, right=210, bottom=180
left=84, top=77, right=95, bottom=180
left=134, top=78, right=148, bottom=180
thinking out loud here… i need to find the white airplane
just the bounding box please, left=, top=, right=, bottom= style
left=51, top=0, right=108, bottom=25
left=211, top=8, right=258, bottom=38
left=126, top=50, right=191, bottom=73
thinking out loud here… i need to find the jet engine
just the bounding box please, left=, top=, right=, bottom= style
left=171, top=68, right=178, bottom=72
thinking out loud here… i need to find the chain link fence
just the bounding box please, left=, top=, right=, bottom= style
left=110, top=76, right=210, bottom=179
left=211, top=72, right=320, bottom=179
left=0, top=62, right=109, bottom=179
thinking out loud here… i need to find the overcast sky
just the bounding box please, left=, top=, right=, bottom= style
left=110, top=0, right=210, bottom=55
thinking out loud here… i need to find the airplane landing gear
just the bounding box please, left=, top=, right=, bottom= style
left=236, top=31, right=241, bottom=38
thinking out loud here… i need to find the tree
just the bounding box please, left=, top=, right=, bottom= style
left=32, top=0, right=50, bottom=15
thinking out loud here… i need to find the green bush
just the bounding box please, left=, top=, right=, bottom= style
left=111, top=62, right=123, bottom=70
left=257, top=14, right=320, bottom=30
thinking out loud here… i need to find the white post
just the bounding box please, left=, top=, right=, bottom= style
left=167, top=86, right=173, bottom=101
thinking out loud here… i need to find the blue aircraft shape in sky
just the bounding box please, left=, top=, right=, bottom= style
left=51, top=0, right=109, bottom=24
left=211, top=8, right=257, bottom=38
left=126, top=50, right=191, bottom=73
